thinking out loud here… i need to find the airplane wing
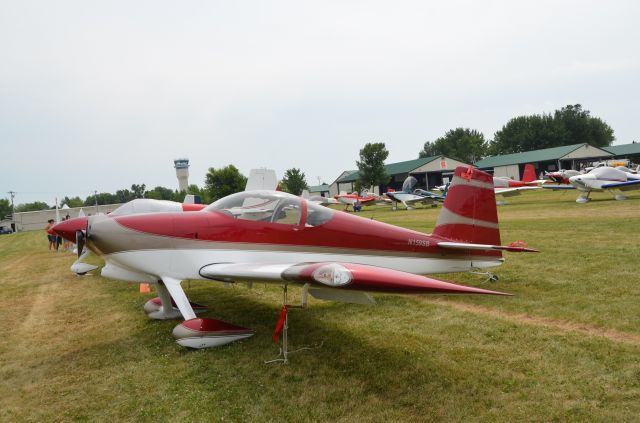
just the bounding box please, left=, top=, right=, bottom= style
left=601, top=180, right=640, bottom=191
left=495, top=186, right=541, bottom=197
left=388, top=192, right=435, bottom=205
left=404, top=196, right=436, bottom=205
left=199, top=262, right=509, bottom=296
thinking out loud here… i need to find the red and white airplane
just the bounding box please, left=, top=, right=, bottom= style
left=53, top=166, right=537, bottom=350
left=333, top=191, right=379, bottom=209
left=493, top=164, right=545, bottom=204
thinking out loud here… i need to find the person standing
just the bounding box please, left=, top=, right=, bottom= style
left=45, top=219, right=56, bottom=251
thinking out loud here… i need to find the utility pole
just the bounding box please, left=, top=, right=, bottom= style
left=8, top=191, right=15, bottom=232
left=94, top=190, right=98, bottom=214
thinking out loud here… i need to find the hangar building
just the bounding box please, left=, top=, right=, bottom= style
left=473, top=143, right=614, bottom=180
left=602, top=142, right=640, bottom=165
left=332, top=155, right=469, bottom=195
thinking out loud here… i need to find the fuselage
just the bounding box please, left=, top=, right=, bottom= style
left=85, top=193, right=503, bottom=283
left=569, top=167, right=640, bottom=191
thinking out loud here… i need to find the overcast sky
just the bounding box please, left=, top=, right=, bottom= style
left=1, top=0, right=638, bottom=205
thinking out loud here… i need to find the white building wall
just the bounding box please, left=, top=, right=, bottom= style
left=562, top=144, right=612, bottom=160
left=493, top=164, right=520, bottom=180
left=13, top=204, right=123, bottom=232
left=411, top=156, right=469, bottom=173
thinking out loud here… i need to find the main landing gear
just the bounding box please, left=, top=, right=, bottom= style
left=143, top=281, right=208, bottom=320
left=148, top=278, right=254, bottom=348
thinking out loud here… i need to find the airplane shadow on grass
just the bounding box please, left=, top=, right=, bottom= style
left=51, top=282, right=481, bottom=411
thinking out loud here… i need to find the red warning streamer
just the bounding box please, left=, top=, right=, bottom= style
left=273, top=305, right=289, bottom=343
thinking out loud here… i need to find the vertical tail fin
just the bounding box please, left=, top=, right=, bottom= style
left=522, top=164, right=536, bottom=183
left=433, top=166, right=501, bottom=245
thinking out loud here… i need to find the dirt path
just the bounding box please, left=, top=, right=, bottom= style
left=424, top=298, right=640, bottom=346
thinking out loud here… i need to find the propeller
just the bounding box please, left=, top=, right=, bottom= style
left=76, top=230, right=85, bottom=259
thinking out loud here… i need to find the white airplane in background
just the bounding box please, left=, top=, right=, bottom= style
left=246, top=169, right=279, bottom=191
left=301, top=190, right=339, bottom=206
left=543, top=166, right=640, bottom=203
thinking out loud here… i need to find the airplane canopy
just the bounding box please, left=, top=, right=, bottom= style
left=205, top=190, right=333, bottom=227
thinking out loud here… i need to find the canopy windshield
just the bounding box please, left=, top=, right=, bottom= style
left=402, top=176, right=418, bottom=192
left=205, top=190, right=334, bottom=226
left=205, top=191, right=302, bottom=224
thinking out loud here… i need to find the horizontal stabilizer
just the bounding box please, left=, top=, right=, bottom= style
left=438, top=241, right=539, bottom=253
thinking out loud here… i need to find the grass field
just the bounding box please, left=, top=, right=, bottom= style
left=1, top=189, right=639, bottom=422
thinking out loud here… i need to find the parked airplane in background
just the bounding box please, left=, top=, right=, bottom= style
left=246, top=168, right=278, bottom=191
left=543, top=166, right=640, bottom=203
left=334, top=191, right=378, bottom=210
left=384, top=176, right=447, bottom=210
left=301, top=190, right=339, bottom=206
left=53, top=166, right=537, bottom=354
left=544, top=169, right=580, bottom=184
left=493, top=164, right=544, bottom=205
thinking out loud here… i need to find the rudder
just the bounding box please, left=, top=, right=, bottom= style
left=433, top=166, right=501, bottom=245
left=522, top=163, right=536, bottom=183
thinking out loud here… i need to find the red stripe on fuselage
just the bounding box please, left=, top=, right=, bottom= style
left=113, top=210, right=500, bottom=258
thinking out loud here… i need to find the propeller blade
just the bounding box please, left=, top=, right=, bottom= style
left=76, top=230, right=85, bottom=259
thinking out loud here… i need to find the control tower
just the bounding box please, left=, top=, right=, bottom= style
left=174, top=158, right=190, bottom=192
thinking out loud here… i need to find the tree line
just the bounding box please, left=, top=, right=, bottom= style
left=357, top=104, right=615, bottom=190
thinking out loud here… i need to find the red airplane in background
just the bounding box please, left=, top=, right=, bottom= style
left=493, top=164, right=546, bottom=204
left=333, top=192, right=379, bottom=209
left=492, top=164, right=545, bottom=188
left=53, top=166, right=537, bottom=355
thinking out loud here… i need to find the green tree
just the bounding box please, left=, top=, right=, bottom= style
left=115, top=189, right=133, bottom=203
left=554, top=104, right=614, bottom=148
left=357, top=142, right=390, bottom=189
left=280, top=168, right=309, bottom=196
left=145, top=186, right=177, bottom=201
left=490, top=104, right=615, bottom=155
left=15, top=201, right=50, bottom=212
left=0, top=199, right=12, bottom=219
left=204, top=165, right=247, bottom=202
left=131, top=184, right=146, bottom=198
left=84, top=193, right=118, bottom=206
left=61, top=196, right=84, bottom=208
left=419, top=128, right=487, bottom=163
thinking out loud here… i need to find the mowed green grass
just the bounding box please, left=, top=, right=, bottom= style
left=1, top=189, right=639, bottom=422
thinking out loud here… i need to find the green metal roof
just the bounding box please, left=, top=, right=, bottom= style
left=473, top=143, right=611, bottom=168
left=308, top=184, right=330, bottom=192
left=603, top=143, right=640, bottom=156
left=336, top=156, right=440, bottom=183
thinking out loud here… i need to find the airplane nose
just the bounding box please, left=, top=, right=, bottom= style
left=52, top=217, right=88, bottom=243
left=569, top=175, right=589, bottom=190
